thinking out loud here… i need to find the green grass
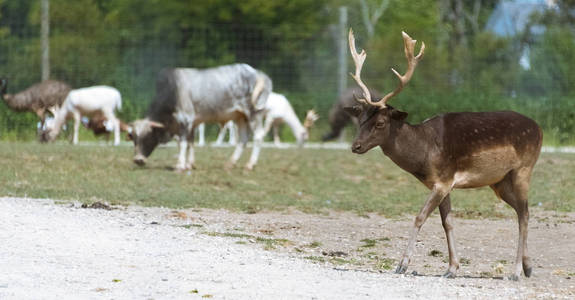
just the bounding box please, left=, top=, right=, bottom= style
left=0, top=142, right=574, bottom=217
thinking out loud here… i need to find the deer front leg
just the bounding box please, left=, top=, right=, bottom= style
left=439, top=195, right=459, bottom=278
left=396, top=185, right=450, bottom=274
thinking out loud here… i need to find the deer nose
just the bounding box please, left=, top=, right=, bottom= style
left=352, top=142, right=362, bottom=153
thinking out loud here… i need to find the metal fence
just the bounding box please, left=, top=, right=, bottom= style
left=0, top=6, right=573, bottom=144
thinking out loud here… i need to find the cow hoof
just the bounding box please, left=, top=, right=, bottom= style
left=244, top=164, right=255, bottom=171
left=442, top=271, right=456, bottom=279
left=508, top=274, right=519, bottom=281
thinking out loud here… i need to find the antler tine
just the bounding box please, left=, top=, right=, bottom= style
left=380, top=31, right=425, bottom=105
left=348, top=28, right=386, bottom=109
left=304, top=109, right=319, bottom=129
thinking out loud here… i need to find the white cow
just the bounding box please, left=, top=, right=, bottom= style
left=41, top=86, right=122, bottom=145
left=207, top=92, right=318, bottom=147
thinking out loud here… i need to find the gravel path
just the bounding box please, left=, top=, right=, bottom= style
left=0, top=197, right=543, bottom=299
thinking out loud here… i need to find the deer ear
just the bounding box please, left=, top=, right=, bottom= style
left=391, top=109, right=408, bottom=121
left=343, top=105, right=362, bottom=117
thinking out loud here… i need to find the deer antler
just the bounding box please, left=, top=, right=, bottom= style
left=348, top=28, right=425, bottom=108
left=303, top=109, right=319, bottom=129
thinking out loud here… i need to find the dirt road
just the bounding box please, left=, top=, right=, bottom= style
left=0, top=197, right=573, bottom=299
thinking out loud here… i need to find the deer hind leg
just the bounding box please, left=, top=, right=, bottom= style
left=439, top=194, right=459, bottom=278
left=396, top=184, right=451, bottom=274
left=490, top=169, right=532, bottom=281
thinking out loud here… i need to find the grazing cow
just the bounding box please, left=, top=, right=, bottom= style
left=40, top=86, right=123, bottom=145
left=212, top=92, right=319, bottom=147
left=129, top=63, right=272, bottom=171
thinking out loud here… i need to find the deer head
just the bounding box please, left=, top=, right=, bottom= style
left=345, top=28, right=424, bottom=154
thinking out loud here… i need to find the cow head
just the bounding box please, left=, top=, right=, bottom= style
left=38, top=118, right=58, bottom=143
left=128, top=118, right=169, bottom=166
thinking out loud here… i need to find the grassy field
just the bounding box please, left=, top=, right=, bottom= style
left=0, top=142, right=573, bottom=217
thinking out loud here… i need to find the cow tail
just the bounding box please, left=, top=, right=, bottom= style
left=251, top=74, right=266, bottom=107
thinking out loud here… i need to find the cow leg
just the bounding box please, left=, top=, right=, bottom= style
left=246, top=118, right=265, bottom=170
left=215, top=123, right=227, bottom=146
left=273, top=124, right=281, bottom=147
left=396, top=184, right=451, bottom=274
left=228, top=121, right=237, bottom=145
left=176, top=131, right=189, bottom=172
left=196, top=123, right=205, bottom=147
left=439, top=195, right=459, bottom=278
left=227, top=120, right=248, bottom=169
left=186, top=129, right=196, bottom=170
left=72, top=112, right=81, bottom=145
left=103, top=110, right=120, bottom=146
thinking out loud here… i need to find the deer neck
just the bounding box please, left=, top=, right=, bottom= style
left=380, top=122, right=433, bottom=176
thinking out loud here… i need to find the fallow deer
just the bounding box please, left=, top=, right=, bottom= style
left=346, top=28, right=542, bottom=280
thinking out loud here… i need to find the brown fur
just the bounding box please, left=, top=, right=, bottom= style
left=0, top=79, right=71, bottom=124
left=347, top=104, right=542, bottom=280
left=322, top=87, right=380, bottom=141
left=84, top=115, right=130, bottom=137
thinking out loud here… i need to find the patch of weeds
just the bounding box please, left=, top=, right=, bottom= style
left=203, top=232, right=255, bottom=239
left=203, top=231, right=290, bottom=250
left=375, top=258, right=395, bottom=270
left=235, top=241, right=247, bottom=245
left=496, top=259, right=508, bottom=264
left=428, top=249, right=443, bottom=257
left=330, top=257, right=352, bottom=265
left=112, top=279, right=122, bottom=283
left=305, top=256, right=326, bottom=263
left=256, top=237, right=291, bottom=250
left=480, top=271, right=493, bottom=278
left=180, top=224, right=203, bottom=229
left=460, top=257, right=471, bottom=265
left=424, top=264, right=432, bottom=268
left=202, top=294, right=213, bottom=298
left=359, top=238, right=377, bottom=248
left=305, top=241, right=322, bottom=248
left=190, top=289, right=199, bottom=294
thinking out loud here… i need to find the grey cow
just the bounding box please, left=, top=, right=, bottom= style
left=129, top=63, right=272, bottom=171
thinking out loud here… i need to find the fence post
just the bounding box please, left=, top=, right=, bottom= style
left=337, top=6, right=348, bottom=98
left=41, top=0, right=50, bottom=81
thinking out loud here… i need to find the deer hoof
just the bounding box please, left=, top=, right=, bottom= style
left=442, top=271, right=456, bottom=279
left=524, top=266, right=532, bottom=277
left=244, top=164, right=255, bottom=171
left=508, top=274, right=520, bottom=281
left=395, top=264, right=408, bottom=274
